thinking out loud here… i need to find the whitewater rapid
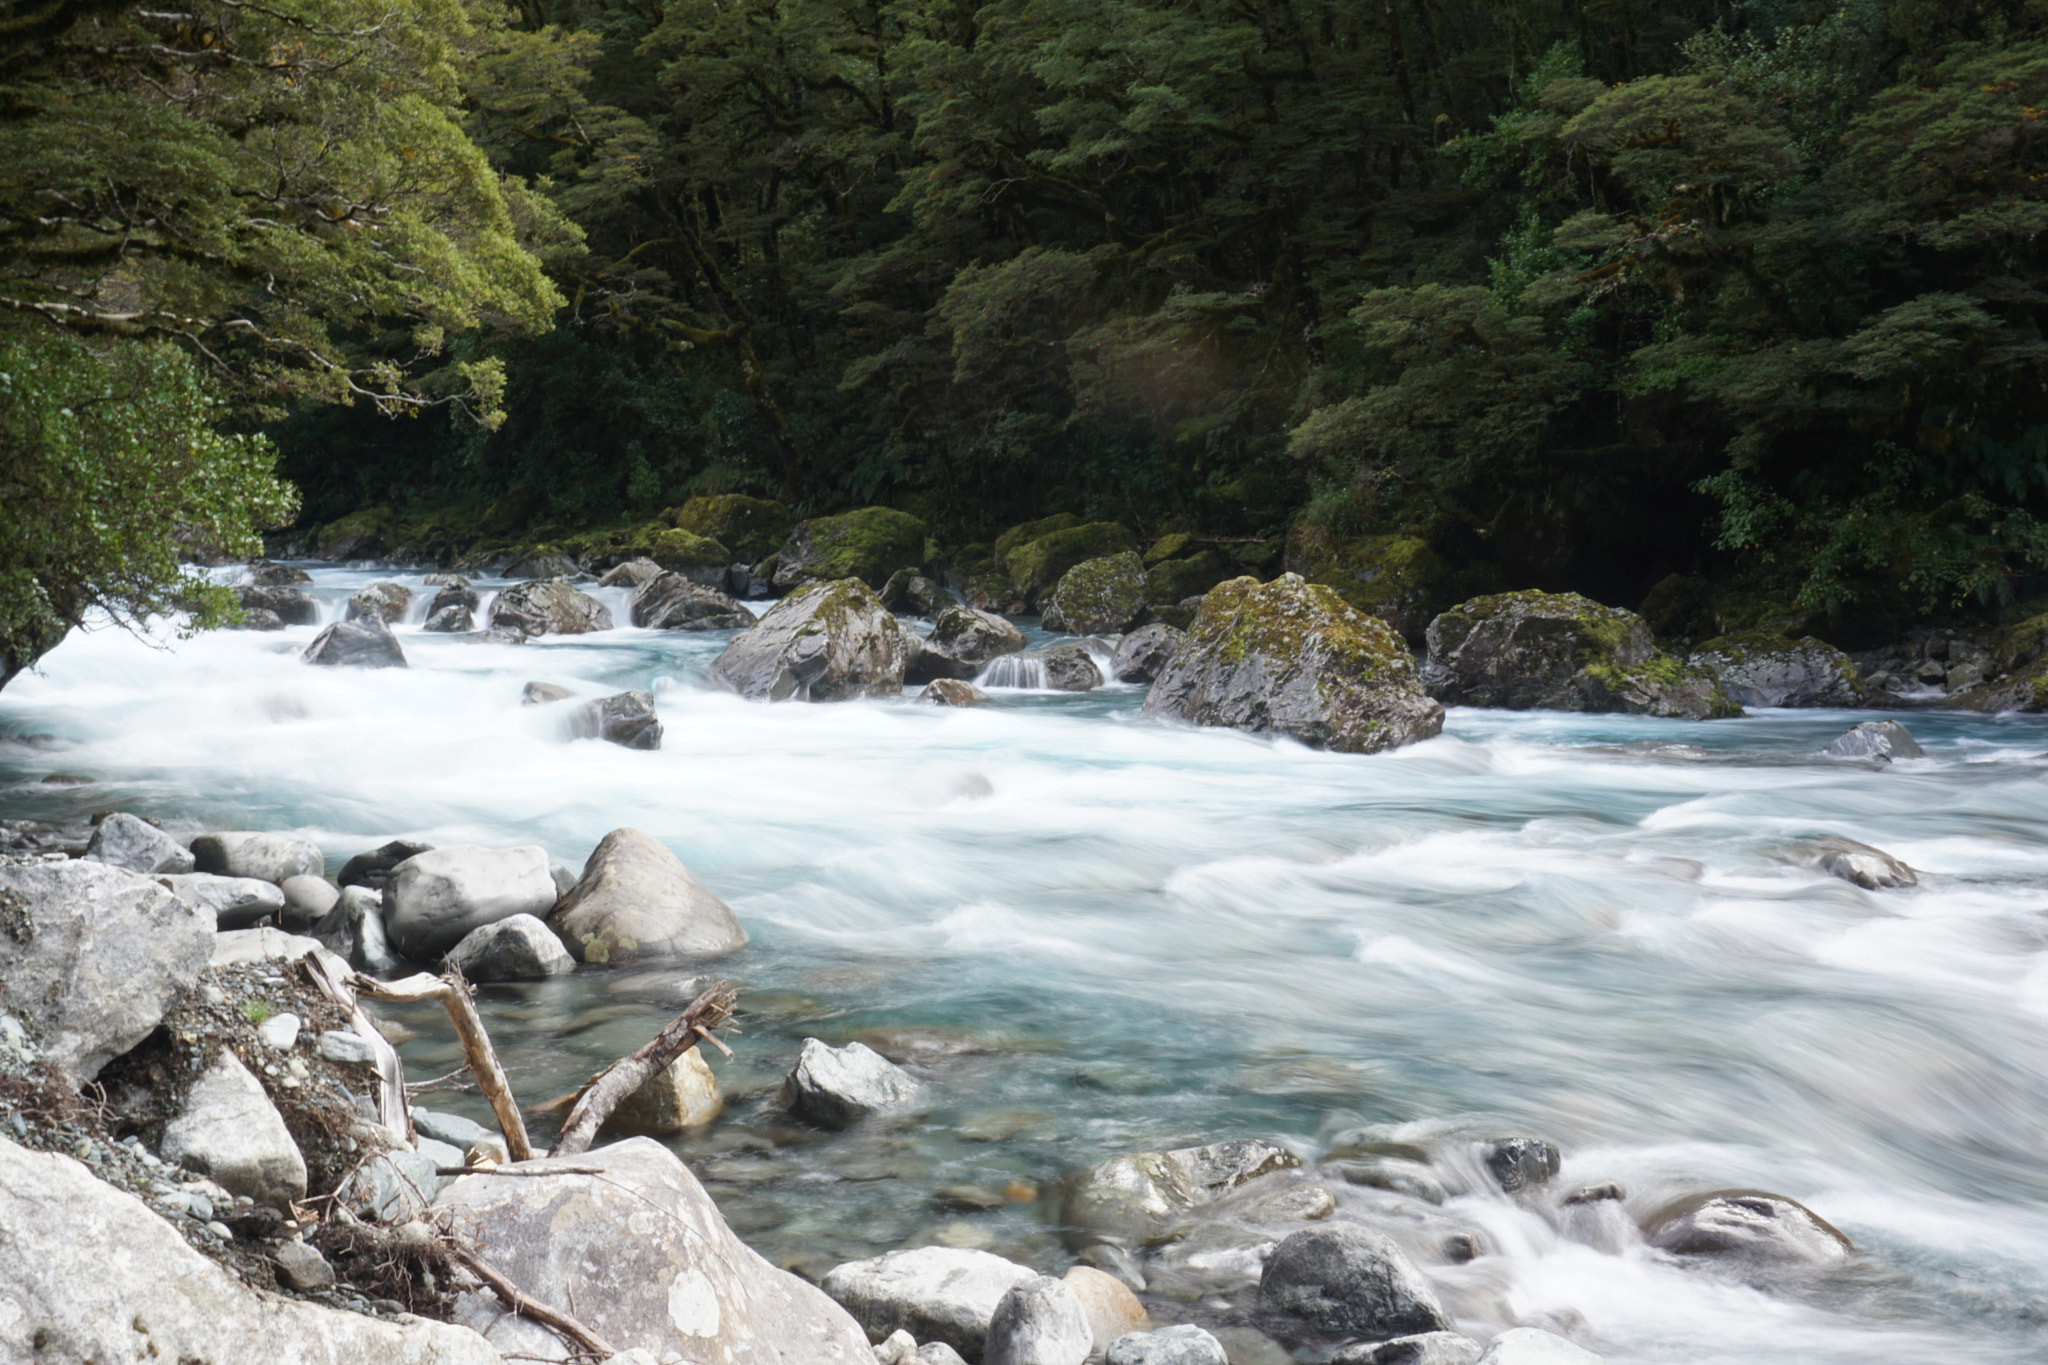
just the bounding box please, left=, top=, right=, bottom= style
left=4, top=564, right=2048, bottom=1363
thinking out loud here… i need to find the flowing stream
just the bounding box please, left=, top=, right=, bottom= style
left=5, top=564, right=2048, bottom=1363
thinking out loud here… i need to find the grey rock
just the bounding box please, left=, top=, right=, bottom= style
left=423, top=603, right=473, bottom=632
left=84, top=812, right=195, bottom=875
left=523, top=681, right=574, bottom=705
left=1043, top=552, right=1149, bottom=636
left=599, top=558, right=664, bottom=589
left=1061, top=1139, right=1300, bottom=1246
left=1642, top=1189, right=1854, bottom=1269
left=1333, top=1333, right=1484, bottom=1365
left=341, top=1147, right=445, bottom=1222
left=236, top=607, right=285, bottom=630
left=1042, top=644, right=1103, bottom=692
left=383, top=844, right=558, bottom=961
left=435, top=1137, right=873, bottom=1363
left=549, top=861, right=578, bottom=897
left=236, top=584, right=320, bottom=625
left=881, top=569, right=958, bottom=618
left=1325, top=1158, right=1448, bottom=1205
left=489, top=578, right=614, bottom=638
left=279, top=874, right=340, bottom=930
left=318, top=1029, right=377, bottom=1065
left=822, top=1247, right=1037, bottom=1359
left=633, top=572, right=752, bottom=630
left=1474, top=1330, right=1603, bottom=1365
left=568, top=690, right=663, bottom=750
left=985, top=1275, right=1092, bottom=1365
left=274, top=1239, right=337, bottom=1292
left=548, top=828, right=746, bottom=967
left=710, top=578, right=910, bottom=701
left=256, top=1012, right=301, bottom=1050
left=908, top=605, right=1027, bottom=683
left=444, top=914, right=575, bottom=981
left=250, top=561, right=313, bottom=586
left=161, top=1050, right=307, bottom=1207
left=1106, top=1325, right=1228, bottom=1365
left=0, top=860, right=213, bottom=1078
left=783, top=1038, right=923, bottom=1129
left=1779, top=836, right=1917, bottom=890
left=338, top=839, right=434, bottom=890
left=503, top=551, right=581, bottom=579
left=412, top=1107, right=495, bottom=1151
left=1259, top=1224, right=1449, bottom=1339
left=876, top=1329, right=919, bottom=1365
left=310, top=885, right=402, bottom=974
left=154, top=873, right=289, bottom=929
left=190, top=831, right=324, bottom=883
left=303, top=616, right=408, bottom=668
left=1482, top=1137, right=1560, bottom=1194
left=0, top=1137, right=498, bottom=1362
left=1111, top=623, right=1183, bottom=684
left=920, top=679, right=990, bottom=707
left=917, top=1347, right=970, bottom=1365
left=1824, top=720, right=1925, bottom=762
left=345, top=581, right=413, bottom=624
left=1690, top=633, right=1864, bottom=708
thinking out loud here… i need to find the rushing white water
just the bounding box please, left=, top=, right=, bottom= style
left=6, top=564, right=2048, bottom=1362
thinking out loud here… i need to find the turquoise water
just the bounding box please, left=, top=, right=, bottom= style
left=5, top=565, right=2048, bottom=1362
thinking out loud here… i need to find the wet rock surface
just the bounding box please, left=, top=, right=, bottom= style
left=784, top=1037, right=924, bottom=1129
left=303, top=617, right=407, bottom=669
left=488, top=577, right=614, bottom=638
left=549, top=827, right=746, bottom=966
left=711, top=578, right=910, bottom=701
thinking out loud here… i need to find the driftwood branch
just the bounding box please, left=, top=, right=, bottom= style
left=547, top=983, right=738, bottom=1159
left=450, top=1243, right=618, bottom=1359
left=351, top=970, right=534, bottom=1162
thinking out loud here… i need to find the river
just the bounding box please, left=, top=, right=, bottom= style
left=4, top=564, right=2047, bottom=1363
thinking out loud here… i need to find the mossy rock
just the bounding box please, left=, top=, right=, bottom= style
left=670, top=495, right=790, bottom=564
left=1426, top=589, right=1741, bottom=720
left=1004, top=521, right=1136, bottom=607
left=477, top=486, right=540, bottom=539
left=994, top=513, right=1081, bottom=562
left=1142, top=573, right=1444, bottom=754
left=772, top=507, right=926, bottom=592
left=1690, top=632, right=1864, bottom=708
left=1950, top=613, right=2048, bottom=712
left=1144, top=533, right=1194, bottom=566
left=1143, top=549, right=1230, bottom=608
left=649, top=527, right=733, bottom=569
left=1637, top=573, right=1717, bottom=647
left=1043, top=551, right=1149, bottom=635
left=707, top=578, right=908, bottom=701
left=1286, top=530, right=1467, bottom=646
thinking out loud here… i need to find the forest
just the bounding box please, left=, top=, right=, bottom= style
left=5, top=0, right=2048, bottom=670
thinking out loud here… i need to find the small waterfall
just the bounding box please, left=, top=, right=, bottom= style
left=976, top=652, right=1047, bottom=689
left=590, top=583, right=639, bottom=627
left=399, top=590, right=435, bottom=626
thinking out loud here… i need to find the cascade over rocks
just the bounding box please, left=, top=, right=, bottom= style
left=159, top=1049, right=308, bottom=1207
left=84, top=810, right=194, bottom=875
left=782, top=1037, right=924, bottom=1128
left=1424, top=592, right=1739, bottom=720
left=382, top=844, right=558, bottom=961
left=489, top=577, right=613, bottom=637
left=1642, top=1190, right=1855, bottom=1269
left=1043, top=552, right=1149, bottom=635
left=303, top=615, right=407, bottom=668
left=822, top=1247, right=1038, bottom=1358
left=909, top=605, right=1027, bottom=682
left=191, top=830, right=324, bottom=883
left=632, top=571, right=752, bottom=630
left=1112, top=623, right=1183, bottom=684
left=1259, top=1224, right=1450, bottom=1339
left=1690, top=633, right=1865, bottom=708
left=710, top=578, right=909, bottom=701
left=772, top=506, right=927, bottom=591
left=344, top=581, right=412, bottom=624
left=548, top=827, right=747, bottom=966
left=1473, top=1331, right=1604, bottom=1364
left=1145, top=575, right=1445, bottom=753
left=568, top=690, right=664, bottom=749
left=434, top=1138, right=872, bottom=1363
left=443, top=913, right=575, bottom=980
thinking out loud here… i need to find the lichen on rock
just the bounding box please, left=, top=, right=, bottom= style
left=772, top=507, right=926, bottom=591
left=1043, top=551, right=1148, bottom=635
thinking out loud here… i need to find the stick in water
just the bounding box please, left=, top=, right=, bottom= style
left=547, top=982, right=738, bottom=1159
left=351, top=969, right=534, bottom=1162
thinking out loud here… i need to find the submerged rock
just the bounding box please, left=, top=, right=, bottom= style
left=568, top=690, right=663, bottom=750
left=549, top=827, right=747, bottom=966
left=985, top=1275, right=1093, bottom=1365
left=1779, top=836, right=1917, bottom=889
left=1690, top=633, right=1864, bottom=708
left=909, top=605, right=1027, bottom=682
left=488, top=577, right=613, bottom=638
left=1145, top=575, right=1444, bottom=753
left=920, top=678, right=990, bottom=707
left=1425, top=591, right=1739, bottom=719
left=1259, top=1224, right=1450, bottom=1339
left=1481, top=1136, right=1560, bottom=1194
left=1332, top=1333, right=1482, bottom=1365
left=83, top=811, right=193, bottom=875
left=1642, top=1189, right=1854, bottom=1269
left=383, top=844, right=559, bottom=961
left=1061, top=1139, right=1301, bottom=1247
left=303, top=616, right=407, bottom=668
left=1106, top=1325, right=1229, bottom=1365
left=1112, top=623, right=1183, bottom=684
left=633, top=572, right=752, bottom=630
left=772, top=506, right=926, bottom=591
left=710, top=578, right=909, bottom=702
left=822, top=1247, right=1037, bottom=1359
left=160, top=1050, right=307, bottom=1208
left=1043, top=552, right=1149, bottom=635
left=444, top=913, right=576, bottom=980
left=783, top=1037, right=923, bottom=1128
left=1823, top=719, right=1924, bottom=761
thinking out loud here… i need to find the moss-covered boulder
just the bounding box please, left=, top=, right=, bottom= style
left=906, top=605, right=1027, bottom=683
left=1286, top=531, right=1473, bottom=646
left=994, top=513, right=1082, bottom=562
left=1143, top=547, right=1231, bottom=612
left=1690, top=632, right=1864, bottom=708
left=1042, top=551, right=1149, bottom=634
left=1004, top=521, right=1136, bottom=607
left=771, top=507, right=926, bottom=592
left=488, top=578, right=614, bottom=638
left=1143, top=574, right=1445, bottom=754
left=708, top=578, right=908, bottom=701
left=1425, top=591, right=1741, bottom=719
left=1952, top=611, right=2048, bottom=712
left=670, top=495, right=791, bottom=563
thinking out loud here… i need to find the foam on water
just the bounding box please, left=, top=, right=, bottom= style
left=4, top=565, right=2048, bottom=1361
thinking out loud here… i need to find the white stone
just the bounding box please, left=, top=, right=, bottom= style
left=383, top=844, right=558, bottom=961
left=190, top=831, right=325, bottom=883
left=822, top=1247, right=1037, bottom=1359
left=156, top=871, right=288, bottom=928
left=444, top=913, right=575, bottom=981
left=985, top=1275, right=1092, bottom=1365
left=257, top=1012, right=302, bottom=1050
left=784, top=1037, right=922, bottom=1129
left=83, top=812, right=194, bottom=875
left=160, top=1050, right=307, bottom=1208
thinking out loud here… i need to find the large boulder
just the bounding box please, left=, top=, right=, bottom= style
left=159, top=1049, right=307, bottom=1207
left=985, top=1276, right=1093, bottom=1365
left=1424, top=591, right=1740, bottom=719
left=772, top=506, right=926, bottom=591
left=709, top=578, right=909, bottom=702
left=600, top=557, right=666, bottom=590
left=83, top=811, right=194, bottom=875
left=1689, top=632, right=1864, bottom=708
left=568, top=690, right=664, bottom=750
left=822, top=1247, right=1038, bottom=1358
left=548, top=828, right=747, bottom=966
left=1285, top=532, right=1470, bottom=645
left=1064, top=1266, right=1149, bottom=1362
left=1642, top=1189, right=1854, bottom=1269
left=383, top=845, right=559, bottom=962
left=0, top=1137, right=499, bottom=1364
left=156, top=872, right=289, bottom=928
left=909, top=605, right=1028, bottom=683
left=673, top=494, right=793, bottom=564
left=882, top=568, right=958, bottom=617
left=343, top=581, right=413, bottom=624
left=235, top=584, right=320, bottom=625
left=782, top=1037, right=923, bottom=1129
left=1143, top=543, right=1232, bottom=619
left=1112, top=623, right=1183, bottom=684
left=489, top=578, right=614, bottom=638
left=444, top=913, right=576, bottom=981
left=1043, top=552, right=1149, bottom=635
left=1144, top=575, right=1445, bottom=754
left=1060, top=1139, right=1300, bottom=1247
left=0, top=860, right=212, bottom=1078
left=434, top=1138, right=872, bottom=1363
left=1259, top=1224, right=1450, bottom=1339
left=303, top=616, right=407, bottom=668
left=191, top=830, right=324, bottom=883
left=1005, top=522, right=1136, bottom=608
left=633, top=572, right=752, bottom=630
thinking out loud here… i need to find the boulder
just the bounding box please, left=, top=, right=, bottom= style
left=569, top=690, right=664, bottom=750
left=1060, top=1139, right=1300, bottom=1247
left=489, top=578, right=614, bottom=637
left=338, top=838, right=435, bottom=890
left=1778, top=836, right=1917, bottom=890
left=273, top=1240, right=337, bottom=1293
left=1145, top=575, right=1445, bottom=754
left=344, top=581, right=413, bottom=624
left=504, top=551, right=581, bottom=579
left=1424, top=591, right=1739, bottom=719
left=1105, top=1326, right=1229, bottom=1365
left=1043, top=644, right=1104, bottom=692
left=434, top=1138, right=872, bottom=1363
left=593, top=1046, right=723, bottom=1135
left=783, top=1037, right=923, bottom=1128
left=1285, top=532, right=1467, bottom=645
left=709, top=578, right=909, bottom=702
left=600, top=557, right=666, bottom=590
left=1004, top=522, right=1136, bottom=608
left=1112, top=623, right=1183, bottom=684
left=1332, top=1333, right=1482, bottom=1365
left=1689, top=633, right=1864, bottom=708
left=237, top=606, right=286, bottom=630
left=279, top=873, right=340, bottom=930
left=235, top=584, right=320, bottom=625
left=0, top=1137, right=499, bottom=1364
left=160, top=1049, right=307, bottom=1207
left=909, top=605, right=1027, bottom=683
left=1642, top=1189, right=1854, bottom=1269
left=995, top=513, right=1082, bottom=562
left=1143, top=551, right=1232, bottom=618
left=672, top=494, right=793, bottom=564
left=1043, top=553, right=1149, bottom=635
left=250, top=560, right=313, bottom=586
left=1260, top=1224, right=1449, bottom=1339
left=1481, top=1137, right=1560, bottom=1194
left=423, top=603, right=473, bottom=632
left=444, top=913, right=576, bottom=981
left=882, top=568, right=958, bottom=617
left=1474, top=1330, right=1603, bottom=1365
left=920, top=679, right=990, bottom=707
left=772, top=506, right=927, bottom=591
left=156, top=872, right=288, bottom=929
left=428, top=579, right=479, bottom=613
left=303, top=616, right=407, bottom=668
left=985, top=1275, right=1093, bottom=1365
left=643, top=528, right=733, bottom=581
left=1063, top=1266, right=1148, bottom=1362
left=633, top=572, right=752, bottom=630
left=83, top=811, right=194, bottom=875
left=548, top=827, right=747, bottom=966
left=821, top=1247, right=1038, bottom=1358
left=383, top=844, right=559, bottom=962
left=0, top=860, right=212, bottom=1078
left=1823, top=720, right=1924, bottom=761
left=190, top=830, right=324, bottom=883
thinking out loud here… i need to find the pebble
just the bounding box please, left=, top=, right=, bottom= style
left=256, top=1012, right=302, bottom=1050
left=205, top=1220, right=234, bottom=1241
